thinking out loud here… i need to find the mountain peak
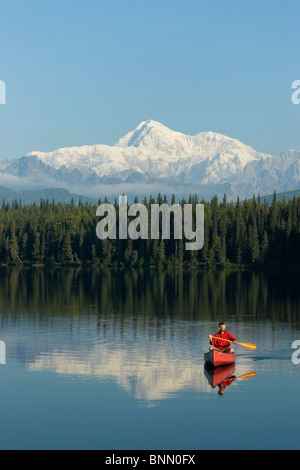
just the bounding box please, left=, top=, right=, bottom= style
left=114, top=119, right=180, bottom=150
left=114, top=120, right=254, bottom=162
left=140, top=119, right=166, bottom=128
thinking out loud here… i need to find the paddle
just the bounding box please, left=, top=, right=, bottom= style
left=228, top=371, right=257, bottom=381
left=210, top=336, right=257, bottom=351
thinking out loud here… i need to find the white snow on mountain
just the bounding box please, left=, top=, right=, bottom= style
left=1, top=120, right=299, bottom=200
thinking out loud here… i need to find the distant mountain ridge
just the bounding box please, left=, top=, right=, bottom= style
left=0, top=186, right=97, bottom=205
left=0, top=185, right=299, bottom=207
left=0, top=120, right=299, bottom=200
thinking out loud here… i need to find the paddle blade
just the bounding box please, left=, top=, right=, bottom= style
left=239, top=342, right=257, bottom=351
left=238, top=372, right=256, bottom=380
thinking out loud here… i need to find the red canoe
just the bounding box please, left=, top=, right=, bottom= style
left=204, top=363, right=236, bottom=388
left=204, top=349, right=235, bottom=367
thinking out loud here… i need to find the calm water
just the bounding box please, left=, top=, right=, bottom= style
left=0, top=267, right=299, bottom=450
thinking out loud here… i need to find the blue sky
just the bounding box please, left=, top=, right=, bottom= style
left=0, top=0, right=299, bottom=161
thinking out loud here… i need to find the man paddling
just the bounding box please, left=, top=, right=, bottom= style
left=209, top=322, right=237, bottom=354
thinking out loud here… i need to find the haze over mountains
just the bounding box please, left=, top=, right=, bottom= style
left=0, top=120, right=299, bottom=202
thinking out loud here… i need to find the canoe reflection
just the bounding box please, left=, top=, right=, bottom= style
left=204, top=363, right=236, bottom=395
left=204, top=364, right=256, bottom=395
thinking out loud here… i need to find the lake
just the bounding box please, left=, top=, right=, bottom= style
left=0, top=267, right=299, bottom=450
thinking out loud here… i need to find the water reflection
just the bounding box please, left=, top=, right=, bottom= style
left=27, top=342, right=257, bottom=403
left=0, top=266, right=299, bottom=325
left=0, top=267, right=299, bottom=404
left=204, top=364, right=256, bottom=395
left=28, top=344, right=211, bottom=401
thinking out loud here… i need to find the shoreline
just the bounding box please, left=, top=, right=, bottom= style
left=1, top=261, right=299, bottom=272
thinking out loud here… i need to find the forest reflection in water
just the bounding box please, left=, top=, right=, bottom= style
left=0, top=266, right=299, bottom=324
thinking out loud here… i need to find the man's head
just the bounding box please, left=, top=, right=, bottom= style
left=219, top=322, right=226, bottom=333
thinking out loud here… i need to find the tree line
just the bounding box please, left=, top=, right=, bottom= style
left=0, top=193, right=299, bottom=268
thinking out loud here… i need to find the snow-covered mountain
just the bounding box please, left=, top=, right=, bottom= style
left=1, top=120, right=299, bottom=200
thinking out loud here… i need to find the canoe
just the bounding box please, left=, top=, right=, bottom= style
left=204, top=349, right=235, bottom=367
left=204, top=363, right=236, bottom=388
